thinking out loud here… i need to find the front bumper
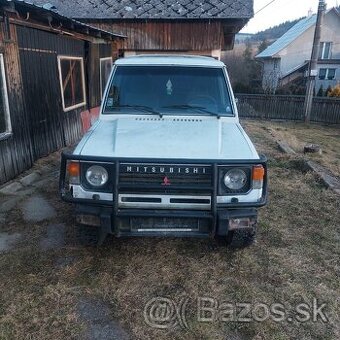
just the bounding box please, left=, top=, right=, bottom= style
left=60, top=153, right=267, bottom=238
left=75, top=205, right=258, bottom=238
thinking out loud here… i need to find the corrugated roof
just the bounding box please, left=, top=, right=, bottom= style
left=4, top=0, right=126, bottom=38
left=256, top=14, right=317, bottom=58
left=28, top=0, right=254, bottom=20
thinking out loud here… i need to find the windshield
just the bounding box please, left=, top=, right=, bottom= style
left=103, top=66, right=234, bottom=117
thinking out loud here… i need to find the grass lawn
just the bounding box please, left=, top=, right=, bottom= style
left=0, top=119, right=339, bottom=339
left=247, top=120, right=340, bottom=178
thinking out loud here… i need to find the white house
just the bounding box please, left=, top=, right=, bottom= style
left=256, top=8, right=340, bottom=93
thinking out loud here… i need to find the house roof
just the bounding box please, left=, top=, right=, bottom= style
left=256, top=14, right=317, bottom=59
left=2, top=0, right=126, bottom=38
left=28, top=0, right=254, bottom=20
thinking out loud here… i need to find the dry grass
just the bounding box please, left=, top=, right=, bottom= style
left=246, top=120, right=340, bottom=178
left=0, top=120, right=339, bottom=339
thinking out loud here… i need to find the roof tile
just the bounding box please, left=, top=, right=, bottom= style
left=29, top=0, right=253, bottom=19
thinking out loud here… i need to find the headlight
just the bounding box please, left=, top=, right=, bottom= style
left=86, top=165, right=108, bottom=187
left=223, top=169, right=247, bottom=190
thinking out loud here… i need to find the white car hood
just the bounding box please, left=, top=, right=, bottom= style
left=75, top=117, right=259, bottom=160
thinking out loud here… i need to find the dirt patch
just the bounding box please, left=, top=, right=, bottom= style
left=0, top=233, right=21, bottom=252
left=40, top=224, right=66, bottom=250
left=21, top=195, right=57, bottom=223
left=77, top=297, right=130, bottom=340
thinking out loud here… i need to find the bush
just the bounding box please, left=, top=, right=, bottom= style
left=325, top=85, right=333, bottom=97
left=327, top=84, right=340, bottom=97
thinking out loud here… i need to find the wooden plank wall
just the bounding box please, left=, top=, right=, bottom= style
left=0, top=20, right=114, bottom=185
left=91, top=21, right=224, bottom=51
left=0, top=22, right=33, bottom=184
left=87, top=43, right=112, bottom=108
left=17, top=25, right=86, bottom=159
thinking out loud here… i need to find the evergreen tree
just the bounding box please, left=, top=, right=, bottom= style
left=258, top=39, right=269, bottom=54
left=317, top=85, right=324, bottom=97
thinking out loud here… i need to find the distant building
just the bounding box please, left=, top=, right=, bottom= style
left=256, top=8, right=340, bottom=93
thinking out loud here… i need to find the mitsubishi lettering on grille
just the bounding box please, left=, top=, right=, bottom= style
left=120, top=164, right=210, bottom=175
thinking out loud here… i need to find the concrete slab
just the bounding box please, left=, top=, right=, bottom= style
left=22, top=196, right=56, bottom=222
left=0, top=182, right=24, bottom=195
left=19, top=172, right=41, bottom=187
left=305, top=160, right=340, bottom=194
left=40, top=223, right=66, bottom=250
left=276, top=140, right=296, bottom=155
left=0, top=196, right=21, bottom=213
left=0, top=233, right=21, bottom=252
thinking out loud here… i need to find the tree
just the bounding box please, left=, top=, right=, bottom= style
left=316, top=85, right=324, bottom=97
left=258, top=39, right=269, bottom=54
left=222, top=41, right=263, bottom=94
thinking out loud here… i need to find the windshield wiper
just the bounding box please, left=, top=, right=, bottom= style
left=161, top=105, right=221, bottom=119
left=108, top=105, right=163, bottom=118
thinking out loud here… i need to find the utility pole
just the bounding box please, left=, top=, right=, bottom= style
left=303, top=0, right=326, bottom=123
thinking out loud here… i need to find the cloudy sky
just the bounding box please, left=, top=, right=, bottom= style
left=241, top=0, right=339, bottom=33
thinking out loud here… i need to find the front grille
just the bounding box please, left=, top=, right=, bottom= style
left=119, top=163, right=213, bottom=194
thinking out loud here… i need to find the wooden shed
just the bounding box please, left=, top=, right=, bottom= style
left=31, top=0, right=254, bottom=60
left=0, top=0, right=125, bottom=185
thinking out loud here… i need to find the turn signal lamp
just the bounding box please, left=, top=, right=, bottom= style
left=252, top=165, right=265, bottom=189
left=67, top=161, right=80, bottom=185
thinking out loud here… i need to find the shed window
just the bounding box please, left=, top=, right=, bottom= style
left=0, top=54, right=11, bottom=138
left=57, top=56, right=86, bottom=112
left=100, top=57, right=112, bottom=98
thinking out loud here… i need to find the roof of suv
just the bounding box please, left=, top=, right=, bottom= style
left=115, top=55, right=225, bottom=67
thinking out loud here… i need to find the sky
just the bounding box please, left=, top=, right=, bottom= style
left=241, top=0, right=339, bottom=33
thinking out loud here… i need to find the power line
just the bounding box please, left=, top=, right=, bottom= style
left=255, top=0, right=280, bottom=15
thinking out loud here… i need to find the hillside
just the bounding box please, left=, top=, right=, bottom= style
left=251, top=18, right=303, bottom=41
left=250, top=6, right=340, bottom=42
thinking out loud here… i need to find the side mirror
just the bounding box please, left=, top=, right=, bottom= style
left=235, top=98, right=239, bottom=104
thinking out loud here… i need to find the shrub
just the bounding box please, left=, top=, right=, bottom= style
left=327, top=84, right=340, bottom=97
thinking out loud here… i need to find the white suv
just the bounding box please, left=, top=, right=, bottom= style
left=60, top=55, right=267, bottom=248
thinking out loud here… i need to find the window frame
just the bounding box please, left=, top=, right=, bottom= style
left=319, top=68, right=336, bottom=80
left=319, top=42, right=332, bottom=60
left=57, top=55, right=86, bottom=112
left=102, top=65, right=235, bottom=118
left=0, top=54, right=12, bottom=140
left=100, top=57, right=113, bottom=99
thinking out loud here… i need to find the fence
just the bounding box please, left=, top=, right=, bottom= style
left=236, top=94, right=340, bottom=124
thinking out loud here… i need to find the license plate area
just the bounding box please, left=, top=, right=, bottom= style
left=130, top=217, right=204, bottom=232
